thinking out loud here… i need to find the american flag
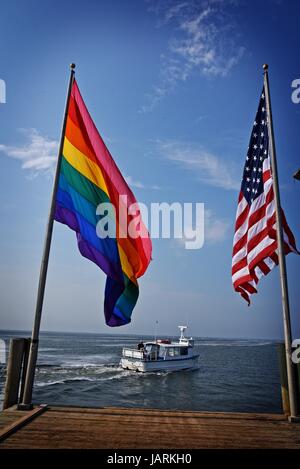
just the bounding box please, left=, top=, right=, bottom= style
left=232, top=86, right=298, bottom=304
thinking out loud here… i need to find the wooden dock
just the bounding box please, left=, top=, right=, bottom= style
left=0, top=405, right=300, bottom=449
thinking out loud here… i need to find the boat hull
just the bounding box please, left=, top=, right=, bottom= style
left=120, top=355, right=199, bottom=372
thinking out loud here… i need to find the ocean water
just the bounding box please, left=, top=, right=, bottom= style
left=0, top=330, right=283, bottom=413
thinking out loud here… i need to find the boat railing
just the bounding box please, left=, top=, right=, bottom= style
left=122, top=348, right=144, bottom=359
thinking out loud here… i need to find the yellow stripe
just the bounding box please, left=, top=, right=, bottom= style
left=63, top=137, right=109, bottom=196
left=118, top=244, right=137, bottom=284
left=63, top=136, right=138, bottom=282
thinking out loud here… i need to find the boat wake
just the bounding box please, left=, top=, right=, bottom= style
left=34, top=360, right=201, bottom=389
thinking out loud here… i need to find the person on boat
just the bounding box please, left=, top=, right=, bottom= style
left=137, top=341, right=144, bottom=350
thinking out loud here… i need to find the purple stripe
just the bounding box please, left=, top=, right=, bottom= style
left=106, top=312, right=128, bottom=327
left=54, top=203, right=123, bottom=282
left=104, top=276, right=126, bottom=326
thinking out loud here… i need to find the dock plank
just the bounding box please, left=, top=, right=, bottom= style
left=0, top=406, right=299, bottom=449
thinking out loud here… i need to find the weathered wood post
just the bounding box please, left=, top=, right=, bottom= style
left=19, top=338, right=30, bottom=404
left=277, top=342, right=290, bottom=415
left=3, top=338, right=30, bottom=410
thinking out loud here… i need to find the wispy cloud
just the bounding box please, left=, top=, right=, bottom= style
left=0, top=128, right=58, bottom=177
left=0, top=128, right=160, bottom=190
left=176, top=207, right=229, bottom=249
left=205, top=208, right=229, bottom=243
left=142, top=0, right=245, bottom=112
left=124, top=175, right=161, bottom=191
left=158, top=139, right=239, bottom=190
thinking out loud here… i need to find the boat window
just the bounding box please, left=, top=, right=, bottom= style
left=180, top=347, right=188, bottom=356
left=174, top=347, right=180, bottom=356
left=168, top=347, right=175, bottom=357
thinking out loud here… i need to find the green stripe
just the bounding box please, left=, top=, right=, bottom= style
left=120, top=274, right=139, bottom=303
left=61, top=156, right=110, bottom=207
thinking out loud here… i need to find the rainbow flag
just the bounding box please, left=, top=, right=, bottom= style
left=54, top=79, right=152, bottom=326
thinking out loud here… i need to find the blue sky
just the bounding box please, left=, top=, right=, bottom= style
left=0, top=0, right=299, bottom=339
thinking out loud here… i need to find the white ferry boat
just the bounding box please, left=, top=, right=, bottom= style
left=120, top=326, right=199, bottom=372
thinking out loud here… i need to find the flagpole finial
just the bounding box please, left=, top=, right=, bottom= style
left=70, top=63, right=76, bottom=70
left=263, top=64, right=268, bottom=72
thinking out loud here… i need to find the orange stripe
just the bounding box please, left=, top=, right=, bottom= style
left=66, top=114, right=101, bottom=169
left=118, top=237, right=143, bottom=277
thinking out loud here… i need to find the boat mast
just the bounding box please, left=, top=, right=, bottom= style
left=178, top=325, right=187, bottom=341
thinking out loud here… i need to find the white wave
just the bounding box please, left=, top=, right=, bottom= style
left=96, top=343, right=138, bottom=348
left=197, top=341, right=272, bottom=347
left=61, top=362, right=101, bottom=369
left=35, top=376, right=98, bottom=387
left=39, top=347, right=58, bottom=352
left=60, top=355, right=116, bottom=368
left=99, top=371, right=132, bottom=382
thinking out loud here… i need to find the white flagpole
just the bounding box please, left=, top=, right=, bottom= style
left=263, top=64, right=299, bottom=420
left=19, top=64, right=76, bottom=409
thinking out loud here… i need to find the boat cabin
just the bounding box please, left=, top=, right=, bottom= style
left=142, top=341, right=192, bottom=361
